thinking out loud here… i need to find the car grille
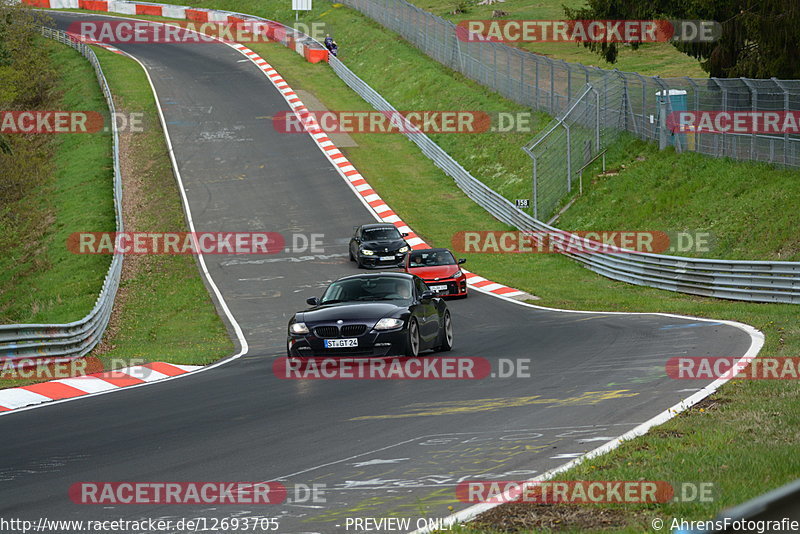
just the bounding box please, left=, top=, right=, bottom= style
left=314, top=324, right=368, bottom=338
left=314, top=326, right=340, bottom=338
left=341, top=324, right=367, bottom=336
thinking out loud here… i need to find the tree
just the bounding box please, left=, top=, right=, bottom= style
left=564, top=0, right=800, bottom=78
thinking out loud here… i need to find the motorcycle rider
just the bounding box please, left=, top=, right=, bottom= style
left=324, top=33, right=338, bottom=56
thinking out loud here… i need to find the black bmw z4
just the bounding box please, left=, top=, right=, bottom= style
left=287, top=273, right=453, bottom=358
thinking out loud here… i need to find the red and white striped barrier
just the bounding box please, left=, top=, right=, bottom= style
left=24, top=0, right=330, bottom=63
left=0, top=362, right=200, bottom=411
left=229, top=42, right=526, bottom=298
left=33, top=0, right=528, bottom=299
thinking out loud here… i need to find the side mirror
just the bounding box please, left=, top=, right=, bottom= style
left=306, top=296, right=320, bottom=306
left=457, top=258, right=466, bottom=264
left=420, top=290, right=434, bottom=301
left=401, top=233, right=409, bottom=237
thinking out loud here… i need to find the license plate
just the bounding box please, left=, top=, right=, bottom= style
left=324, top=338, right=358, bottom=348
left=379, top=255, right=395, bottom=261
left=430, top=285, right=448, bottom=292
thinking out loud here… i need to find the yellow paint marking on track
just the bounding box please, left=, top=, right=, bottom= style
left=350, top=390, right=639, bottom=420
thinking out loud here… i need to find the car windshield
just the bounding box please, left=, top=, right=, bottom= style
left=362, top=227, right=401, bottom=241
left=321, top=276, right=413, bottom=303
left=408, top=250, right=456, bottom=267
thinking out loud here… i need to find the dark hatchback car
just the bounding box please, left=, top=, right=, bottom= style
left=287, top=273, right=453, bottom=358
left=348, top=223, right=410, bottom=268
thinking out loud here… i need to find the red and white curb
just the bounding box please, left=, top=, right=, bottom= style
left=229, top=42, right=528, bottom=299
left=4, top=7, right=529, bottom=414
left=0, top=362, right=200, bottom=412
left=32, top=0, right=531, bottom=299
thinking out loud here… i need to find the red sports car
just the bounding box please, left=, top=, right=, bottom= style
left=403, top=248, right=468, bottom=298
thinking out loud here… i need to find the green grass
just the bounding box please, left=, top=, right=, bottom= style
left=239, top=32, right=800, bottom=534
left=42, top=4, right=800, bottom=529
left=1, top=34, right=232, bottom=389
left=411, top=0, right=707, bottom=77
left=64, top=1, right=800, bottom=262
left=0, top=37, right=114, bottom=325
left=87, top=47, right=233, bottom=368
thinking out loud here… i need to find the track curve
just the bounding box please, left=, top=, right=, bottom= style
left=0, top=12, right=756, bottom=533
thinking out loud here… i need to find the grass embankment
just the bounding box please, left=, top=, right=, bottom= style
left=1, top=25, right=232, bottom=389
left=409, top=0, right=707, bottom=78
left=67, top=0, right=800, bottom=261
left=85, top=47, right=232, bottom=367
left=54, top=3, right=799, bottom=530
left=0, top=37, right=113, bottom=325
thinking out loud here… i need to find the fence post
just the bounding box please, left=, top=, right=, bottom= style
left=742, top=78, right=757, bottom=160
left=592, top=86, right=600, bottom=151
left=773, top=78, right=790, bottom=166
left=532, top=155, right=538, bottom=220
left=712, top=78, right=727, bottom=157
left=565, top=122, right=572, bottom=192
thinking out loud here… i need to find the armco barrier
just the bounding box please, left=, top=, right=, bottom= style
left=12, top=0, right=797, bottom=375
left=324, top=57, right=800, bottom=304
left=0, top=27, right=124, bottom=369
left=3, top=1, right=332, bottom=370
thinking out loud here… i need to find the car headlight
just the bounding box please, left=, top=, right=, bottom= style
left=289, top=322, right=309, bottom=334
left=374, top=317, right=404, bottom=330
left=453, top=270, right=462, bottom=278
left=360, top=248, right=375, bottom=256
left=398, top=246, right=409, bottom=253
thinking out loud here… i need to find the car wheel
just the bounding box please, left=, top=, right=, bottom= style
left=349, top=247, right=355, bottom=261
left=435, top=310, right=453, bottom=352
left=404, top=318, right=420, bottom=357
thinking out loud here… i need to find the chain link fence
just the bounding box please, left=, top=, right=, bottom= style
left=329, top=54, right=800, bottom=304
left=339, top=0, right=800, bottom=172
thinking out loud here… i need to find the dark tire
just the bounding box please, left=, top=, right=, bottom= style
left=349, top=247, right=355, bottom=261
left=435, top=310, right=453, bottom=352
left=404, top=318, right=420, bottom=357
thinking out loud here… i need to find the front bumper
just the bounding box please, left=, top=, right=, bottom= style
left=358, top=251, right=407, bottom=268
left=288, top=328, right=407, bottom=358
left=423, top=277, right=468, bottom=297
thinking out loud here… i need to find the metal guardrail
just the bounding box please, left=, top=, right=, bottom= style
left=686, top=478, right=800, bottom=533
left=5, top=6, right=795, bottom=373
left=0, top=28, right=123, bottom=368
left=165, top=2, right=799, bottom=304
left=327, top=56, right=800, bottom=304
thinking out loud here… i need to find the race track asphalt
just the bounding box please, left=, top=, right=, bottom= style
left=0, top=13, right=755, bottom=533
